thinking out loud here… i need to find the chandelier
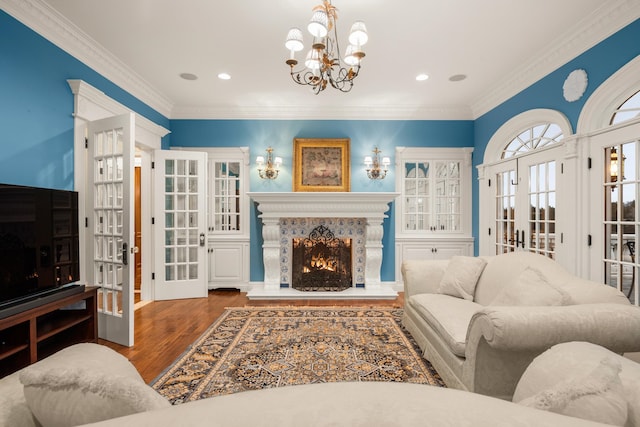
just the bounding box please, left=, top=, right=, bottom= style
left=284, top=0, right=368, bottom=94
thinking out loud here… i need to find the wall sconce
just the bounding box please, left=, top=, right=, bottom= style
left=364, top=147, right=391, bottom=180
left=610, top=146, right=625, bottom=184
left=256, top=147, right=282, bottom=180
left=611, top=147, right=619, bottom=183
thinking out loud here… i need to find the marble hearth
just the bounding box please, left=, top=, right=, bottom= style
left=247, top=192, right=399, bottom=300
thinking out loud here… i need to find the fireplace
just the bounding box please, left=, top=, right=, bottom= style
left=247, top=192, right=399, bottom=299
left=292, top=225, right=352, bottom=291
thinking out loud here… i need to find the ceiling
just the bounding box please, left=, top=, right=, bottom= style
left=10, top=0, right=640, bottom=120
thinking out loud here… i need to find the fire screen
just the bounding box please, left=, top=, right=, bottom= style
left=292, top=225, right=352, bottom=291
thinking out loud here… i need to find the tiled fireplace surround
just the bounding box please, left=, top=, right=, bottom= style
left=247, top=192, right=399, bottom=299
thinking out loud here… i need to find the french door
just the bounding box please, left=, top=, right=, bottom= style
left=491, top=147, right=559, bottom=258
left=588, top=122, right=640, bottom=305
left=86, top=113, right=135, bottom=347
left=153, top=150, right=208, bottom=300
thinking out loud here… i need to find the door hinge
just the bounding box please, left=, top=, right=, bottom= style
left=151, top=161, right=155, bottom=169
left=561, top=163, right=564, bottom=174
left=488, top=227, right=491, bottom=236
left=85, top=217, right=88, bottom=228
left=588, top=234, right=592, bottom=246
left=587, top=157, right=592, bottom=169
left=151, top=272, right=155, bottom=280
left=151, top=217, right=155, bottom=225
left=488, top=178, right=491, bottom=187
left=84, top=137, right=88, bottom=149
left=561, top=232, right=564, bottom=244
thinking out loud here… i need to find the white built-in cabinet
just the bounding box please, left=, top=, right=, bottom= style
left=395, top=147, right=474, bottom=284
left=174, top=147, right=250, bottom=290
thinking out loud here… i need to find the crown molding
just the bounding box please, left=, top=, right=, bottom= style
left=3, top=0, right=639, bottom=121
left=0, top=0, right=174, bottom=118
left=471, top=0, right=640, bottom=119
left=170, top=104, right=474, bottom=121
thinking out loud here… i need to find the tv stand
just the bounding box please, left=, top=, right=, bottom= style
left=0, top=286, right=97, bottom=378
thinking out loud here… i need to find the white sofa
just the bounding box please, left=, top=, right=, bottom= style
left=401, top=251, right=640, bottom=400
left=1, top=342, right=640, bottom=426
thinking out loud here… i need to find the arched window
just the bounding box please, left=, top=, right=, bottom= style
left=502, top=123, right=564, bottom=158
left=611, top=90, right=640, bottom=125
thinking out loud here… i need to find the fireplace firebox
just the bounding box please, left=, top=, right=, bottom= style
left=292, top=225, right=352, bottom=291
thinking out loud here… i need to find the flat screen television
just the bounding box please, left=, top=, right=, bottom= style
left=0, top=183, right=81, bottom=317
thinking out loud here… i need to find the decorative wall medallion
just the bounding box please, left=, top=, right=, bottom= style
left=563, top=69, right=588, bottom=102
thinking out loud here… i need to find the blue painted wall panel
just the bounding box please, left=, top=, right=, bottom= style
left=0, top=10, right=169, bottom=190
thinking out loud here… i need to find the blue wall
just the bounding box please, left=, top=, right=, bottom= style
left=170, top=119, right=474, bottom=281
left=0, top=10, right=169, bottom=190
left=2, top=8, right=639, bottom=284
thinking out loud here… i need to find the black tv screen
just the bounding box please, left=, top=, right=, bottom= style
left=0, top=183, right=80, bottom=309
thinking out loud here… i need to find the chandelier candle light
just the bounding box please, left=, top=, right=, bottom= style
left=364, top=147, right=390, bottom=180
left=285, top=0, right=368, bottom=94
left=256, top=147, right=283, bottom=180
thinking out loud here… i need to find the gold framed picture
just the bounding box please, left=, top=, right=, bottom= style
left=293, top=138, right=350, bottom=192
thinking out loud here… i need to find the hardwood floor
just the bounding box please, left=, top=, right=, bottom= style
left=99, top=289, right=405, bottom=383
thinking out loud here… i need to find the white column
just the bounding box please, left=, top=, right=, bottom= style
left=261, top=218, right=281, bottom=290
left=364, top=219, right=384, bottom=289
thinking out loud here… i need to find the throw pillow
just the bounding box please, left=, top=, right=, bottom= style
left=490, top=266, right=572, bottom=306
left=19, top=343, right=170, bottom=427
left=517, top=357, right=628, bottom=426
left=437, top=256, right=487, bottom=301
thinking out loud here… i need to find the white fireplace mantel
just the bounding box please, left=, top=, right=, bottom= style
left=247, top=192, right=399, bottom=300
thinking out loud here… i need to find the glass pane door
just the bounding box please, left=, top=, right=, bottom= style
left=87, top=113, right=134, bottom=347
left=522, top=158, right=557, bottom=259
left=154, top=150, right=208, bottom=300
left=494, top=163, right=517, bottom=254
left=604, top=141, right=638, bottom=305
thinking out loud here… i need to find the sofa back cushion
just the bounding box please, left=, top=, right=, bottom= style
left=490, top=267, right=572, bottom=306
left=474, top=252, right=570, bottom=306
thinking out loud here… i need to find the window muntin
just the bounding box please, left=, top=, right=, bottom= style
left=502, top=123, right=564, bottom=159
left=611, top=90, right=640, bottom=125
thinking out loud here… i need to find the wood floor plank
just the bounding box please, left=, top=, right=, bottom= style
left=100, top=289, right=404, bottom=383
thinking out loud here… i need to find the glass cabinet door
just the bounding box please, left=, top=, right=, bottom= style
left=211, top=161, right=241, bottom=232
left=402, top=159, right=462, bottom=233
left=403, top=162, right=430, bottom=231
left=434, top=161, right=461, bottom=231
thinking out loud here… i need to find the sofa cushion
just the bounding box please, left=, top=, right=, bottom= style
left=409, top=293, right=482, bottom=357
left=516, top=356, right=628, bottom=426
left=515, top=341, right=640, bottom=427
left=437, top=256, right=487, bottom=301
left=474, top=252, right=569, bottom=306
left=19, top=343, right=170, bottom=427
left=490, top=267, right=572, bottom=306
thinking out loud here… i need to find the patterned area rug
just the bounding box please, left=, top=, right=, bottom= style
left=151, top=307, right=445, bottom=404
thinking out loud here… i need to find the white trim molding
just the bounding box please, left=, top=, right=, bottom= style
left=577, top=54, right=640, bottom=133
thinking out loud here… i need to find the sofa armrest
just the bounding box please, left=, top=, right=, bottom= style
left=462, top=303, right=640, bottom=400
left=401, top=259, right=449, bottom=297
left=466, top=303, right=640, bottom=353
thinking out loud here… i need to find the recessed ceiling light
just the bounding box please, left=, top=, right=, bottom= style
left=416, top=73, right=429, bottom=81
left=449, top=74, right=467, bottom=82
left=179, top=73, right=198, bottom=81
left=218, top=73, right=231, bottom=80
